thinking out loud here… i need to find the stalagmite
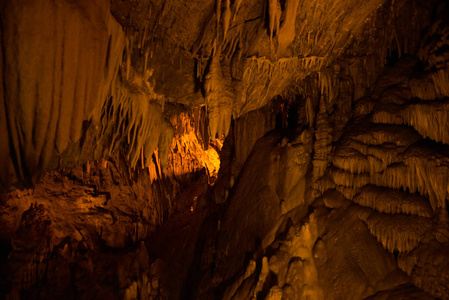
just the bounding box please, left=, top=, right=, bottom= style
left=312, top=97, right=332, bottom=183
left=253, top=257, right=270, bottom=297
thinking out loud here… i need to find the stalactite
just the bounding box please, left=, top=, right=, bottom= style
left=144, top=47, right=149, bottom=73
left=333, top=138, right=449, bottom=213
left=268, top=0, right=282, bottom=49
left=331, top=167, right=371, bottom=190
left=157, top=121, right=174, bottom=173
left=222, top=0, right=231, bottom=42
left=363, top=211, right=432, bottom=253
left=352, top=185, right=433, bottom=218
left=98, top=65, right=173, bottom=171
left=372, top=100, right=449, bottom=144
left=125, top=31, right=133, bottom=80
left=305, top=97, right=314, bottom=127
left=233, top=0, right=243, bottom=21
left=238, top=56, right=326, bottom=116
left=216, top=0, right=222, bottom=40
left=276, top=0, right=300, bottom=52
left=333, top=123, right=421, bottom=179
left=204, top=55, right=233, bottom=139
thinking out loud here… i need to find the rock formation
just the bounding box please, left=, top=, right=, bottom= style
left=1, top=0, right=449, bottom=299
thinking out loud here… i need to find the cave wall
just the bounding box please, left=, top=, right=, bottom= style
left=189, top=1, right=449, bottom=299
left=0, top=107, right=216, bottom=299
left=0, top=0, right=125, bottom=188
left=1, top=0, right=444, bottom=189
left=1, top=0, right=449, bottom=299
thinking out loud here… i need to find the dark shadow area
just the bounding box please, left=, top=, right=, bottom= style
left=386, top=44, right=400, bottom=68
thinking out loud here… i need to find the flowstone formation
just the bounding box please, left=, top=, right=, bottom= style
left=1, top=0, right=449, bottom=299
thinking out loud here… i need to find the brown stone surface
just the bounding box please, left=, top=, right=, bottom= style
left=1, top=0, right=449, bottom=299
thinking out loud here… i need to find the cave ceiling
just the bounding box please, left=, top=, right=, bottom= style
left=1, top=0, right=449, bottom=299
left=1, top=0, right=442, bottom=189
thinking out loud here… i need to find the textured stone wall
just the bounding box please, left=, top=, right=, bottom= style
left=0, top=0, right=125, bottom=188
left=1, top=0, right=449, bottom=299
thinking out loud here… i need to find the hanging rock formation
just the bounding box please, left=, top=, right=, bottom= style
left=1, top=0, right=449, bottom=299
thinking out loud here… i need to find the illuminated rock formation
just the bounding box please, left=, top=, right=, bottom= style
left=0, top=0, right=449, bottom=299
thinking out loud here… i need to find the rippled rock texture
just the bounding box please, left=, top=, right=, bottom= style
left=1, top=0, right=449, bottom=299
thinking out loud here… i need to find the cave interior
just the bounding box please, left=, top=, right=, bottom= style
left=1, top=0, right=449, bottom=299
